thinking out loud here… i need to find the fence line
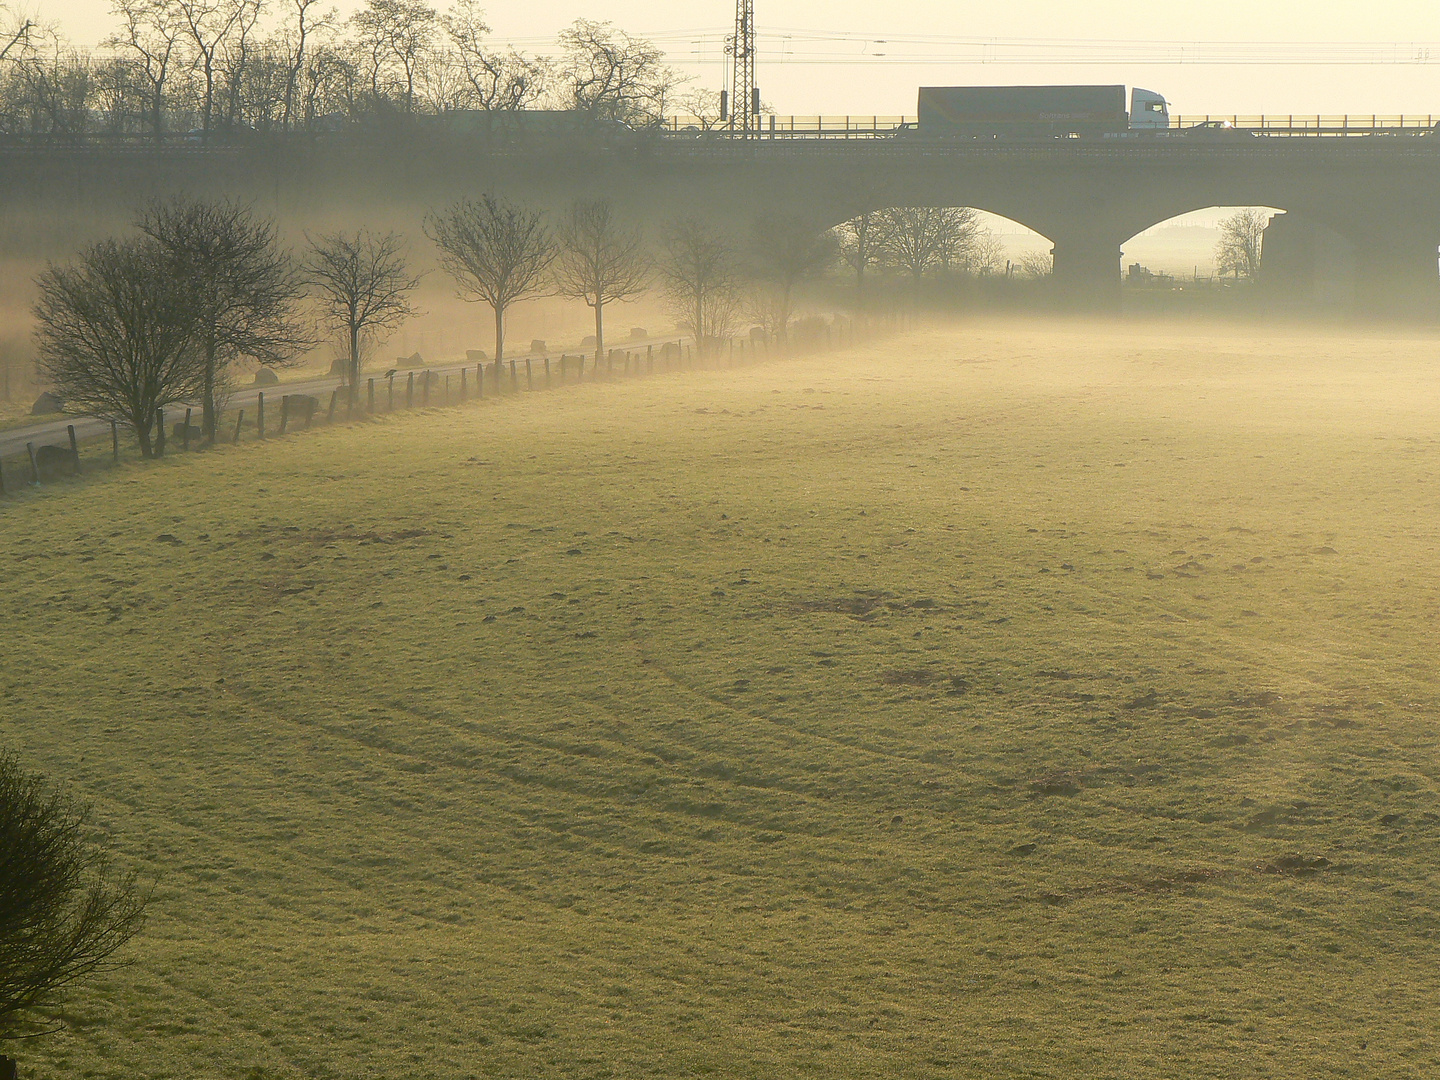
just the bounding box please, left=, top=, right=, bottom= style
left=0, top=316, right=905, bottom=498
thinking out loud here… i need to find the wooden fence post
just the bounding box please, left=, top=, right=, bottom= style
left=510, top=359, right=518, bottom=392
left=526, top=359, right=532, bottom=391
left=279, top=395, right=290, bottom=435
left=2, top=1050, right=19, bottom=1078
left=156, top=409, right=165, bottom=456
left=368, top=378, right=375, bottom=412
left=26, top=442, right=39, bottom=484
left=422, top=371, right=430, bottom=407
left=327, top=388, right=338, bottom=422
left=406, top=371, right=414, bottom=408
left=460, top=367, right=467, bottom=400
left=544, top=356, right=551, bottom=388
left=256, top=393, right=265, bottom=439
left=477, top=364, right=484, bottom=400
left=182, top=408, right=192, bottom=451
left=647, top=344, right=653, bottom=374
left=388, top=372, right=395, bottom=410
left=233, top=409, right=244, bottom=444
left=68, top=425, right=80, bottom=474
left=112, top=421, right=119, bottom=461
left=444, top=373, right=450, bottom=405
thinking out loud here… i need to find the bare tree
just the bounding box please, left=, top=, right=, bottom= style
left=876, top=206, right=979, bottom=281
left=442, top=0, right=546, bottom=111
left=0, top=752, right=145, bottom=1070
left=554, top=200, right=649, bottom=369
left=217, top=0, right=263, bottom=130
left=746, top=214, right=835, bottom=340
left=171, top=0, right=245, bottom=139
left=279, top=0, right=327, bottom=128
left=555, top=19, right=680, bottom=126
left=657, top=217, right=739, bottom=354
left=350, top=0, right=438, bottom=113
left=305, top=230, right=420, bottom=405
left=137, top=197, right=312, bottom=443
left=426, top=195, right=555, bottom=375
left=1216, top=208, right=1268, bottom=279
left=0, top=7, right=33, bottom=64
left=107, top=0, right=183, bottom=142
left=1016, top=250, right=1052, bottom=280
left=33, top=236, right=206, bottom=457
left=968, top=227, right=1007, bottom=276
left=836, top=211, right=881, bottom=292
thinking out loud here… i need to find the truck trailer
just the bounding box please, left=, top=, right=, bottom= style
left=912, top=85, right=1170, bottom=139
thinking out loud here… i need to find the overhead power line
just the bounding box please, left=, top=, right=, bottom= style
left=495, top=28, right=1440, bottom=67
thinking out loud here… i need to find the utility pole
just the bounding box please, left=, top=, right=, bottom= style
left=724, top=0, right=758, bottom=136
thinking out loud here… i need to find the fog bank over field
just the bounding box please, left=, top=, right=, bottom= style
left=3, top=320, right=1438, bottom=1078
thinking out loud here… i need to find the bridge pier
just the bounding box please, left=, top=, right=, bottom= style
left=1048, top=230, right=1123, bottom=312
left=1349, top=232, right=1440, bottom=321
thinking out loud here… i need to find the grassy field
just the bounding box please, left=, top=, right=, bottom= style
left=2, top=320, right=1438, bottom=1079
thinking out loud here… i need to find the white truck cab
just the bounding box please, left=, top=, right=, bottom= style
left=1129, top=88, right=1170, bottom=129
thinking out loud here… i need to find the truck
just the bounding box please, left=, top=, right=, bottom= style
left=909, top=85, right=1170, bottom=139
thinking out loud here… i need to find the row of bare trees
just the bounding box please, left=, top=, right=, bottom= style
left=835, top=207, right=1052, bottom=285
left=424, top=199, right=836, bottom=374
left=31, top=195, right=847, bottom=456
left=33, top=199, right=423, bottom=454
left=0, top=0, right=694, bottom=140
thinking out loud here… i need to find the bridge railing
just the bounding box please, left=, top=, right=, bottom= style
left=659, top=113, right=1440, bottom=138
left=1170, top=113, right=1437, bottom=134
left=661, top=115, right=917, bottom=137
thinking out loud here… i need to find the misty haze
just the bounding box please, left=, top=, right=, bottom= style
left=0, top=1, right=1438, bottom=1078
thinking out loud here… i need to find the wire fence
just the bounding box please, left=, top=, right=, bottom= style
left=0, top=317, right=898, bottom=499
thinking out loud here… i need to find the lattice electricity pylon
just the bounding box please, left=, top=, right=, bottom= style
left=725, top=0, right=757, bottom=135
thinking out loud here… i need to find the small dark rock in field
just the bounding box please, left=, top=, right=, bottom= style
left=1315, top=546, right=1338, bottom=555
left=1257, top=853, right=1330, bottom=876
left=35, top=444, right=79, bottom=480
left=1008, top=843, right=1038, bottom=856
left=1029, top=772, right=1081, bottom=797
left=1125, top=690, right=1161, bottom=709
left=483, top=614, right=496, bottom=622
left=890, top=814, right=904, bottom=825
left=565, top=548, right=582, bottom=555
left=1379, top=813, right=1403, bottom=826
left=259, top=551, right=275, bottom=560
left=154, top=533, right=182, bottom=545
left=882, top=668, right=935, bottom=687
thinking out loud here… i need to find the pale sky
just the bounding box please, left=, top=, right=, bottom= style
left=39, top=0, right=1440, bottom=116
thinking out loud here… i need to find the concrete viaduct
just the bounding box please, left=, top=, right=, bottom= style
left=1, top=132, right=1436, bottom=316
